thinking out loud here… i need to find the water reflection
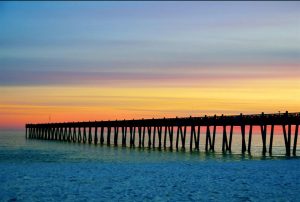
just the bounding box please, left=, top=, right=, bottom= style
left=0, top=131, right=299, bottom=164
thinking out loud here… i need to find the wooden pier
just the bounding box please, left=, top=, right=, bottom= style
left=26, top=111, right=299, bottom=156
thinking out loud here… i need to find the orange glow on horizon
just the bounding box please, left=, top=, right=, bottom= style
left=1, top=77, right=299, bottom=129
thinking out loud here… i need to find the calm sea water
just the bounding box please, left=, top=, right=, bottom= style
left=0, top=131, right=300, bottom=201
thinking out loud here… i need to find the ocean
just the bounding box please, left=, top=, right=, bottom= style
left=0, top=131, right=299, bottom=201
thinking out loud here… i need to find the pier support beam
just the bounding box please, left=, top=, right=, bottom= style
left=229, top=125, right=233, bottom=152
left=269, top=125, right=274, bottom=155
left=240, top=114, right=246, bottom=154
left=72, top=127, right=77, bottom=143
left=129, top=126, right=135, bottom=148
left=211, top=125, right=216, bottom=151
left=55, top=128, right=58, bottom=141
left=68, top=127, right=72, bottom=142
left=190, top=125, right=200, bottom=151
left=107, top=127, right=111, bottom=146
left=147, top=126, right=152, bottom=149
left=122, top=126, right=127, bottom=147
left=137, top=127, right=142, bottom=148
left=247, top=125, right=253, bottom=154
left=142, top=126, right=146, bottom=148
left=78, top=127, right=82, bottom=143
left=41, top=128, right=44, bottom=140
left=293, top=124, right=299, bottom=156
left=190, top=125, right=196, bottom=151
left=36, top=128, right=39, bottom=139
left=176, top=126, right=186, bottom=150
left=282, top=111, right=292, bottom=156
left=35, top=128, right=38, bottom=139
left=241, top=124, right=246, bottom=154
left=28, top=128, right=31, bottom=139
left=58, top=127, right=62, bottom=141
left=163, top=126, right=167, bottom=149
left=190, top=126, right=194, bottom=151
left=157, top=126, right=162, bottom=150
left=205, top=126, right=212, bottom=152
left=38, top=128, right=43, bottom=139
left=181, top=126, right=187, bottom=150
left=88, top=127, right=92, bottom=144
left=288, top=124, right=291, bottom=156
left=176, top=126, right=180, bottom=150
left=260, top=125, right=267, bottom=155
left=42, top=129, right=48, bottom=139
left=114, top=127, right=119, bottom=146
left=83, top=127, right=87, bottom=143
left=62, top=127, right=66, bottom=141
left=51, top=128, right=55, bottom=140
left=100, top=127, right=104, bottom=145
left=195, top=126, right=200, bottom=151
left=282, top=125, right=290, bottom=156
left=94, top=127, right=98, bottom=145
left=50, top=128, right=53, bottom=140
left=222, top=125, right=229, bottom=152
left=35, top=128, right=37, bottom=139
left=52, top=128, right=55, bottom=140
left=44, top=128, right=47, bottom=140
left=168, top=126, right=174, bottom=150
left=43, top=128, right=46, bottom=140
left=49, top=128, right=52, bottom=140
left=152, top=126, right=156, bottom=148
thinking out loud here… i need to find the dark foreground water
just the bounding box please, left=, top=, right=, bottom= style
left=0, top=131, right=300, bottom=201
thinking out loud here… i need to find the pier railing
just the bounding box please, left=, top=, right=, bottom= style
left=26, top=111, right=299, bottom=156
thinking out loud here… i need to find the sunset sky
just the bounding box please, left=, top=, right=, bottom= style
left=1, top=2, right=300, bottom=129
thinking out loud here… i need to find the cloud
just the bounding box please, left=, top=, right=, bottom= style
left=0, top=69, right=299, bottom=87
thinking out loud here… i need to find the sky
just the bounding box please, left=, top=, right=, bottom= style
left=0, top=1, right=300, bottom=130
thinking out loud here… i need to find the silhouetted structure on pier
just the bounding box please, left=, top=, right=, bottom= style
left=26, top=111, right=299, bottom=156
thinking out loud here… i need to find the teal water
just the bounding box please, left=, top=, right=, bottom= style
left=0, top=131, right=300, bottom=201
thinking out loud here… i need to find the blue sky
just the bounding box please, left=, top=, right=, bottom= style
left=1, top=1, right=299, bottom=81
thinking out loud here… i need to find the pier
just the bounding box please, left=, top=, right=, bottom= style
left=26, top=111, right=299, bottom=156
